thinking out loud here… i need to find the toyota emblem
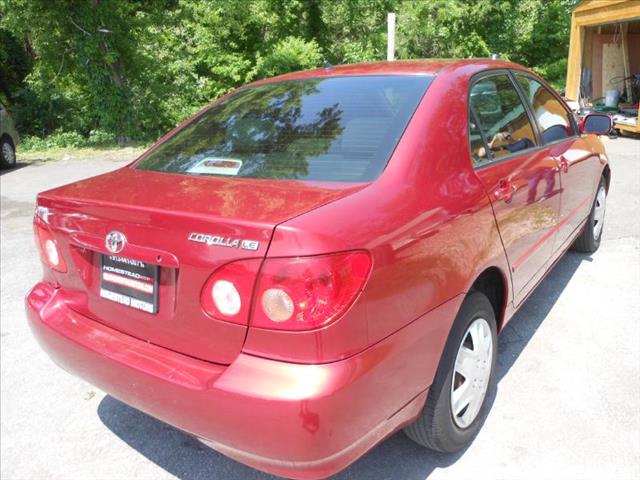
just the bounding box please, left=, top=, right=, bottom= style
left=105, top=231, right=127, bottom=254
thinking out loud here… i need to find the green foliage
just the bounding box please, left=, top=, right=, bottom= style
left=20, top=129, right=117, bottom=151
left=21, top=132, right=87, bottom=151
left=0, top=27, right=31, bottom=104
left=396, top=0, right=575, bottom=64
left=533, top=58, right=569, bottom=90
left=319, top=0, right=394, bottom=63
left=256, top=37, right=323, bottom=78
left=86, top=129, right=116, bottom=146
left=0, top=0, right=577, bottom=145
left=397, top=0, right=493, bottom=58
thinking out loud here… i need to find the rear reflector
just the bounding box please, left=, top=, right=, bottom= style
left=252, top=251, right=371, bottom=331
left=34, top=220, right=67, bottom=273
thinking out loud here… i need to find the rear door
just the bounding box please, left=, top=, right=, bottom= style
left=470, top=72, right=562, bottom=302
left=512, top=73, right=601, bottom=252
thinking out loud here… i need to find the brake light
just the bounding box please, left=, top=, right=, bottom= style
left=201, top=259, right=261, bottom=325
left=34, top=220, right=67, bottom=273
left=252, top=251, right=371, bottom=331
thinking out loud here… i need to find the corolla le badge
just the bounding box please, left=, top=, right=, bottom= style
left=105, top=231, right=127, bottom=254
left=188, top=233, right=259, bottom=251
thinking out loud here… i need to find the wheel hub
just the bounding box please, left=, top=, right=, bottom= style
left=593, top=185, right=606, bottom=240
left=2, top=142, right=15, bottom=165
left=450, top=317, right=493, bottom=429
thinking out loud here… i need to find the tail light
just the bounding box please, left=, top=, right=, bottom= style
left=34, top=220, right=67, bottom=273
left=253, top=251, right=371, bottom=331
left=201, top=251, right=371, bottom=331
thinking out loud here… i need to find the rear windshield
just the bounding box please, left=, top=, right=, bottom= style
left=134, top=75, right=432, bottom=182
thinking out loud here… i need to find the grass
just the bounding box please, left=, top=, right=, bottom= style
left=16, top=145, right=147, bottom=164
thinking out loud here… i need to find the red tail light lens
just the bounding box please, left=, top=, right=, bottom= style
left=252, top=251, right=371, bottom=331
left=34, top=221, right=67, bottom=273
left=201, top=259, right=261, bottom=325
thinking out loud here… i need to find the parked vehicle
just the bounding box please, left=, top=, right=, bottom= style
left=0, top=102, right=19, bottom=168
left=26, top=59, right=611, bottom=479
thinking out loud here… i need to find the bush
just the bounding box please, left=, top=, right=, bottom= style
left=19, top=129, right=117, bottom=151
left=533, top=58, right=568, bottom=91
left=87, top=129, right=117, bottom=146
left=256, top=37, right=323, bottom=78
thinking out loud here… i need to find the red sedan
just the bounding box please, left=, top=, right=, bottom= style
left=26, top=59, right=611, bottom=479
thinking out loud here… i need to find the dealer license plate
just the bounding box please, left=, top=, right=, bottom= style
left=99, top=254, right=159, bottom=314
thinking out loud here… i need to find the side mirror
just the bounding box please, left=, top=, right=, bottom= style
left=580, top=113, right=612, bottom=135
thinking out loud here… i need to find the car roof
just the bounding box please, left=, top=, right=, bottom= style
left=250, top=58, right=527, bottom=86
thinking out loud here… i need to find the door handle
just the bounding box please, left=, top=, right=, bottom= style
left=494, top=180, right=517, bottom=204
left=556, top=156, right=569, bottom=173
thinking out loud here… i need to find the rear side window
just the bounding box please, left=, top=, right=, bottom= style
left=515, top=75, right=575, bottom=144
left=135, top=76, right=432, bottom=182
left=469, top=74, right=537, bottom=165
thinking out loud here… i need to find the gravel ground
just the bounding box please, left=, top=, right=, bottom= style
left=1, top=137, right=639, bottom=480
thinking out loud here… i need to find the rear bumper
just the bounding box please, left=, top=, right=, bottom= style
left=26, top=282, right=458, bottom=479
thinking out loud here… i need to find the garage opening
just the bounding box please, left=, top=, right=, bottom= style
left=565, top=1, right=640, bottom=135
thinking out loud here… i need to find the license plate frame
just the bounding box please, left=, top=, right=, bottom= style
left=99, top=254, right=159, bottom=314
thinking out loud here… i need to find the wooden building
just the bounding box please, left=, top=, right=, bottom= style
left=566, top=0, right=640, bottom=134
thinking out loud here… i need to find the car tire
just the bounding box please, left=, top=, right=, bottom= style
left=572, top=177, right=606, bottom=253
left=0, top=136, right=16, bottom=169
left=403, top=291, right=497, bottom=452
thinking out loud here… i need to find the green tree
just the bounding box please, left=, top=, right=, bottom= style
left=0, top=0, right=577, bottom=143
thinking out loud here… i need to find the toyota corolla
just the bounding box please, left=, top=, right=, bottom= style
left=26, top=59, right=611, bottom=479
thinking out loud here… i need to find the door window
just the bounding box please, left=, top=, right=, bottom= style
left=515, top=75, right=575, bottom=144
left=469, top=111, right=488, bottom=163
left=469, top=74, right=537, bottom=165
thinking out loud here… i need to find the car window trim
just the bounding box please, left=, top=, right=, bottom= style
left=506, top=71, right=543, bottom=146
left=509, top=70, right=580, bottom=144
left=469, top=105, right=495, bottom=168
left=467, top=69, right=541, bottom=170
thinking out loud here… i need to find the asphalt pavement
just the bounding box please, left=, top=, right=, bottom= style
left=1, top=138, right=639, bottom=480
